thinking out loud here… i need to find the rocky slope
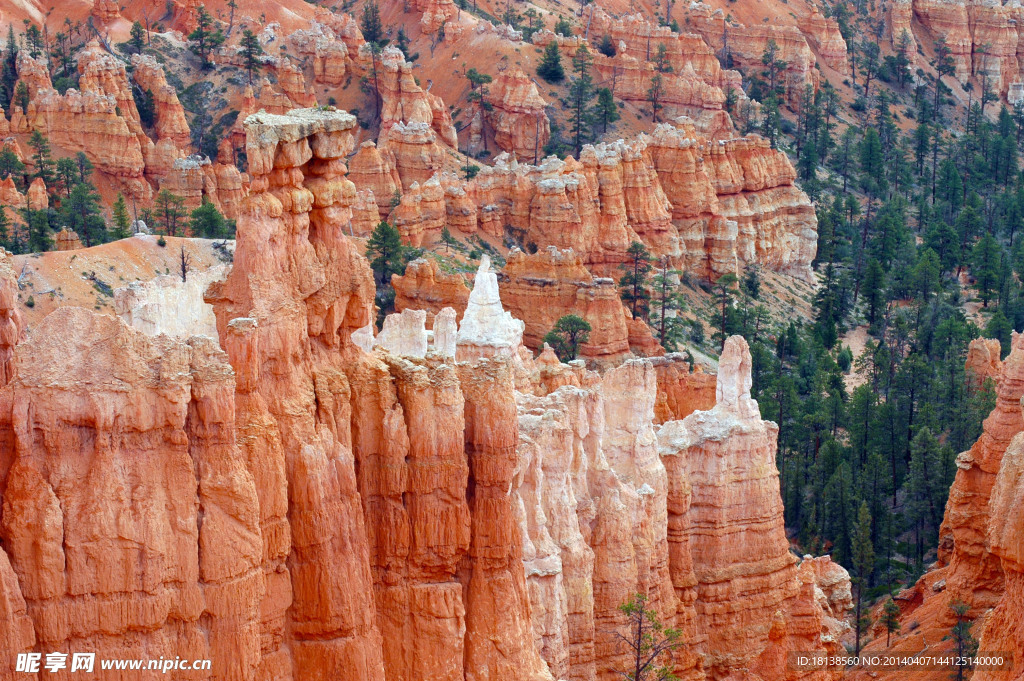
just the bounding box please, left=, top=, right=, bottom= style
left=0, top=108, right=847, bottom=681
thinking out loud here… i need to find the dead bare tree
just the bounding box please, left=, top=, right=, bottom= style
left=179, top=245, right=191, bottom=282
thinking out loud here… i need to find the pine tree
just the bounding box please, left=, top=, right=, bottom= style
left=973, top=232, right=1001, bottom=306
left=647, top=43, right=673, bottom=123
left=851, top=501, right=875, bottom=656
left=861, top=259, right=885, bottom=327
left=366, top=220, right=406, bottom=287
left=55, top=157, right=77, bottom=197
left=598, top=34, right=616, bottom=57
left=567, top=45, right=595, bottom=156
left=129, top=21, right=147, bottom=53
left=761, top=38, right=786, bottom=96
left=537, top=42, right=565, bottom=83
left=651, top=258, right=686, bottom=350
left=24, top=207, right=51, bottom=252
left=543, top=314, right=592, bottom=361
left=239, top=29, right=264, bottom=85
left=154, top=189, right=187, bottom=236
left=440, top=225, right=457, bottom=252
left=949, top=601, right=979, bottom=681
left=0, top=204, right=10, bottom=251
left=61, top=183, right=107, bottom=247
left=858, top=128, right=887, bottom=200
left=360, top=0, right=384, bottom=47
left=618, top=241, right=652, bottom=320
left=111, top=193, right=131, bottom=239
left=28, top=131, right=54, bottom=187
left=190, top=199, right=227, bottom=238
left=188, top=5, right=225, bottom=69
left=933, top=37, right=956, bottom=119
left=760, top=94, right=781, bottom=148
left=0, top=25, right=18, bottom=115
left=24, top=24, right=43, bottom=59
left=594, top=87, right=619, bottom=133
left=615, top=593, right=682, bottom=681
left=858, top=40, right=881, bottom=98
left=713, top=273, right=739, bottom=350
left=881, top=597, right=901, bottom=646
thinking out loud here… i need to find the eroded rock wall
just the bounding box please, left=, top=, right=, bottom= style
left=0, top=109, right=841, bottom=681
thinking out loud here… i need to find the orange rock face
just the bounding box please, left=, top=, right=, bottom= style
left=650, top=353, right=717, bottom=423
left=485, top=68, right=550, bottom=162
left=18, top=45, right=153, bottom=200
left=25, top=178, right=46, bottom=211
left=974, top=418, right=1024, bottom=681
left=54, top=228, right=82, bottom=251
left=938, top=332, right=1024, bottom=614
left=798, top=9, right=849, bottom=73
left=131, top=53, right=191, bottom=179
left=208, top=108, right=384, bottom=681
left=857, top=333, right=1024, bottom=681
left=501, top=247, right=633, bottom=361
left=375, top=45, right=458, bottom=152
left=648, top=119, right=817, bottom=281
left=0, top=250, right=24, bottom=385
left=0, top=107, right=834, bottom=681
left=289, top=21, right=351, bottom=85
left=0, top=307, right=264, bottom=681
left=966, top=336, right=1003, bottom=390
left=679, top=4, right=819, bottom=107
left=394, top=247, right=652, bottom=362
left=392, top=257, right=472, bottom=322
left=347, top=141, right=402, bottom=217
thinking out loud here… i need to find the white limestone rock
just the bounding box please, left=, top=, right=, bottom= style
left=456, top=254, right=525, bottom=360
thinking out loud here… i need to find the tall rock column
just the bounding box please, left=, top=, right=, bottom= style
left=457, top=263, right=552, bottom=681
left=973, top=411, right=1024, bottom=681
left=208, top=109, right=384, bottom=681
left=658, top=336, right=847, bottom=680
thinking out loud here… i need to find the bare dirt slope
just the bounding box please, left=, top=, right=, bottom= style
left=11, top=235, right=232, bottom=329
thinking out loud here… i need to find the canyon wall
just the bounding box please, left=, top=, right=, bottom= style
left=0, top=109, right=843, bottom=681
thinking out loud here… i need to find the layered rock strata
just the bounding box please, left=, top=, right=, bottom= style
left=0, top=109, right=843, bottom=681
left=657, top=337, right=848, bottom=679
left=937, top=332, right=1024, bottom=615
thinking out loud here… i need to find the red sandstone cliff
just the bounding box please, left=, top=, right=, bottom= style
left=0, top=109, right=842, bottom=681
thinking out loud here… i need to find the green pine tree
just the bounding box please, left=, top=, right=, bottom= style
left=188, top=5, right=226, bottom=69
left=239, top=29, right=264, bottom=85
left=618, top=241, right=652, bottom=320
left=111, top=193, right=131, bottom=239
left=543, top=314, right=592, bottom=361
left=537, top=42, right=565, bottom=83
left=852, top=501, right=875, bottom=656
